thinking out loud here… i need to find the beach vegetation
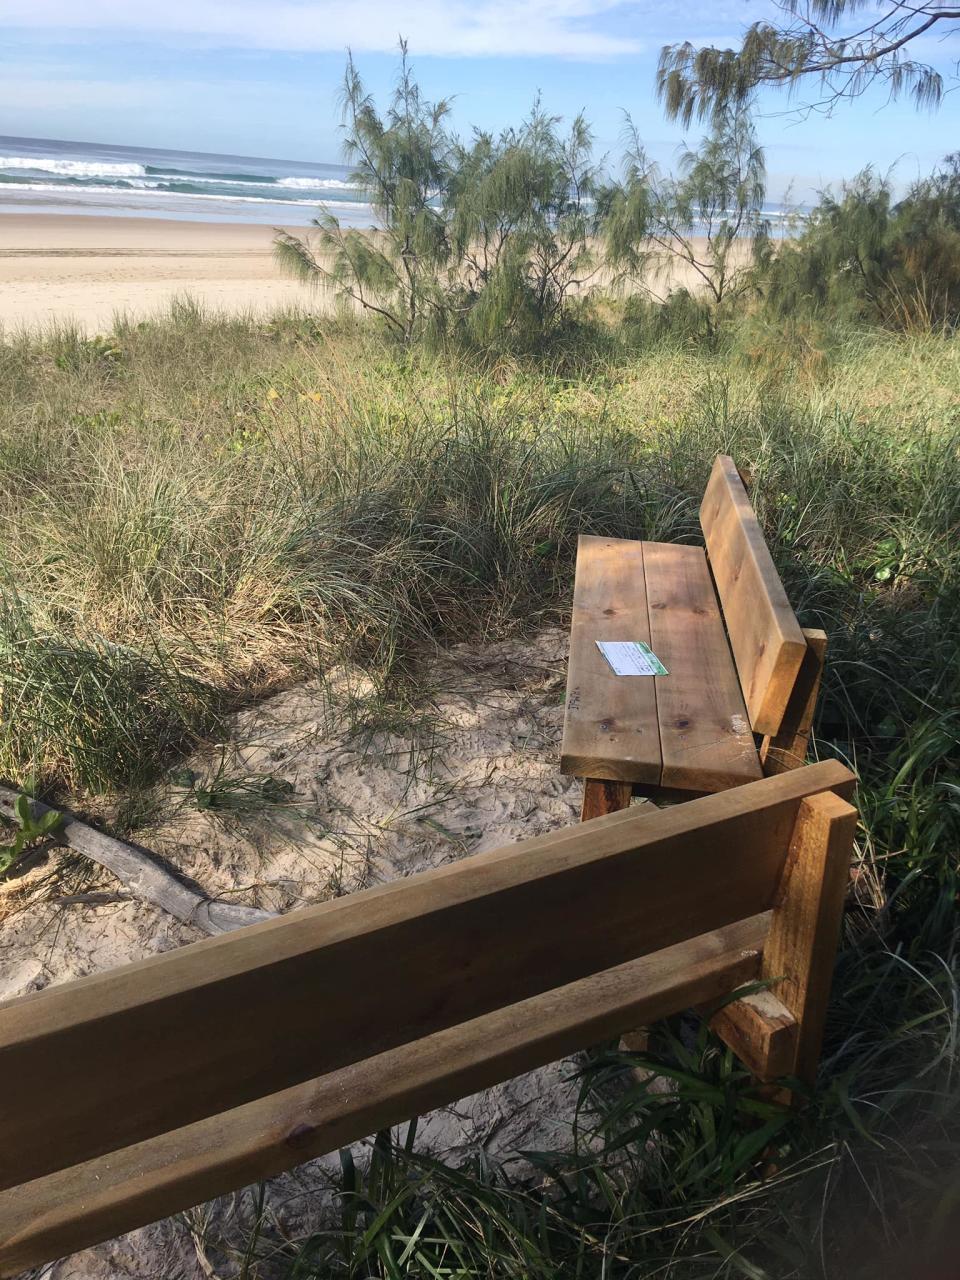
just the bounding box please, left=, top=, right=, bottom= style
left=0, top=792, right=63, bottom=874
left=0, top=300, right=958, bottom=1274
left=277, top=48, right=960, bottom=350
left=603, top=103, right=771, bottom=335
left=447, top=101, right=601, bottom=346
left=3, top=38, right=960, bottom=1280
left=276, top=52, right=603, bottom=348
left=274, top=43, right=453, bottom=342
left=764, top=156, right=960, bottom=331
left=657, top=0, right=957, bottom=126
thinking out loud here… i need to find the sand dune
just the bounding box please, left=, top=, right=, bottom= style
left=0, top=630, right=591, bottom=1279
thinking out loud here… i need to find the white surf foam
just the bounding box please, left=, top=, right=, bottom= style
left=277, top=176, right=357, bottom=190
left=0, top=155, right=147, bottom=178
left=1, top=180, right=373, bottom=214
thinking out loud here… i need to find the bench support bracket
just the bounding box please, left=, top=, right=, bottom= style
left=579, top=780, right=857, bottom=1088
left=707, top=788, right=857, bottom=1087
left=760, top=629, right=827, bottom=775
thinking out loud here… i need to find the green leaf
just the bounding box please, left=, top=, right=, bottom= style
left=37, top=809, right=64, bottom=836
left=14, top=794, right=30, bottom=828
left=169, top=768, right=198, bottom=788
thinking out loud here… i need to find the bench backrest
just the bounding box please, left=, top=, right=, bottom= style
left=0, top=762, right=856, bottom=1275
left=0, top=761, right=847, bottom=1192
left=700, top=456, right=807, bottom=736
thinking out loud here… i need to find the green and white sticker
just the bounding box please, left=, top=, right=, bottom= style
left=596, top=640, right=669, bottom=676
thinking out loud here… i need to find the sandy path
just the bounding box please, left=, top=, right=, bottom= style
left=0, top=630, right=612, bottom=1280
left=0, top=214, right=319, bottom=333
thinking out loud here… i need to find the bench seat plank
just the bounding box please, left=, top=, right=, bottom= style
left=643, top=541, right=762, bottom=792
left=560, top=534, right=762, bottom=792
left=560, top=535, right=661, bottom=784
left=0, top=915, right=768, bottom=1277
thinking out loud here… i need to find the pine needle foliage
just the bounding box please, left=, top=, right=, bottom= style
left=604, top=106, right=771, bottom=332
left=657, top=0, right=953, bottom=126
left=276, top=52, right=603, bottom=349
left=764, top=157, right=960, bottom=330
left=448, top=103, right=602, bottom=346
left=275, top=43, right=454, bottom=343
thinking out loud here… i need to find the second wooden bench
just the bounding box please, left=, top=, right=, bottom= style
left=561, top=455, right=828, bottom=817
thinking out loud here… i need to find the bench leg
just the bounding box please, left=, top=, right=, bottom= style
left=708, top=788, right=857, bottom=1094
left=580, top=780, right=652, bottom=1052
left=580, top=778, right=632, bottom=821
left=763, top=790, right=857, bottom=1086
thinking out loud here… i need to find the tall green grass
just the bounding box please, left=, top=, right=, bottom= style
left=244, top=940, right=956, bottom=1279
left=1, top=313, right=956, bottom=794
left=1, top=309, right=958, bottom=1274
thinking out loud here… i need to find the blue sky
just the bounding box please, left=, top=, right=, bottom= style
left=2, top=1, right=958, bottom=200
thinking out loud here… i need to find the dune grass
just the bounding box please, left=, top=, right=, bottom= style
left=1, top=307, right=958, bottom=1274
left=1, top=310, right=956, bottom=794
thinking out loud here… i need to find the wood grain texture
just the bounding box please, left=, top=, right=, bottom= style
left=642, top=541, right=762, bottom=792
left=0, top=915, right=768, bottom=1277
left=707, top=990, right=799, bottom=1082
left=0, top=762, right=854, bottom=1191
left=760, top=629, right=828, bottom=775
left=699, top=456, right=807, bottom=736
left=560, top=535, right=661, bottom=784
left=762, top=790, right=858, bottom=1084
left=580, top=772, right=646, bottom=1054
left=581, top=778, right=633, bottom=820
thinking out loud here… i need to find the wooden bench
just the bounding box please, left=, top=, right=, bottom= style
left=0, top=763, right=856, bottom=1276
left=561, top=456, right=828, bottom=819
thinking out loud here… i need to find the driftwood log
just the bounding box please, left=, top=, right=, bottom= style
left=0, top=787, right=273, bottom=935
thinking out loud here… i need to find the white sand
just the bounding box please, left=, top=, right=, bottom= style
left=0, top=213, right=753, bottom=335
left=0, top=214, right=318, bottom=334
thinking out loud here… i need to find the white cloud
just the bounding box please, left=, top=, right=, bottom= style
left=0, top=0, right=646, bottom=59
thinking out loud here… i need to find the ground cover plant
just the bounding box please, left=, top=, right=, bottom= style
left=0, top=298, right=958, bottom=1275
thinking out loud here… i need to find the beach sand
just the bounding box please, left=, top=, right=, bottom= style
left=0, top=629, right=593, bottom=1279
left=0, top=212, right=753, bottom=335
left=0, top=213, right=317, bottom=333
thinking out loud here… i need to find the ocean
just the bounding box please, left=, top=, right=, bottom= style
left=0, top=134, right=797, bottom=234
left=0, top=134, right=373, bottom=226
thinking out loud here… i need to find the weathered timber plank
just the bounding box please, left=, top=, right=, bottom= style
left=560, top=535, right=661, bottom=784
left=699, top=456, right=806, bottom=736
left=760, top=629, right=828, bottom=775
left=762, top=790, right=858, bottom=1084
left=0, top=761, right=854, bottom=1190
left=707, top=989, right=799, bottom=1082
left=0, top=915, right=768, bottom=1277
left=642, top=540, right=762, bottom=792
